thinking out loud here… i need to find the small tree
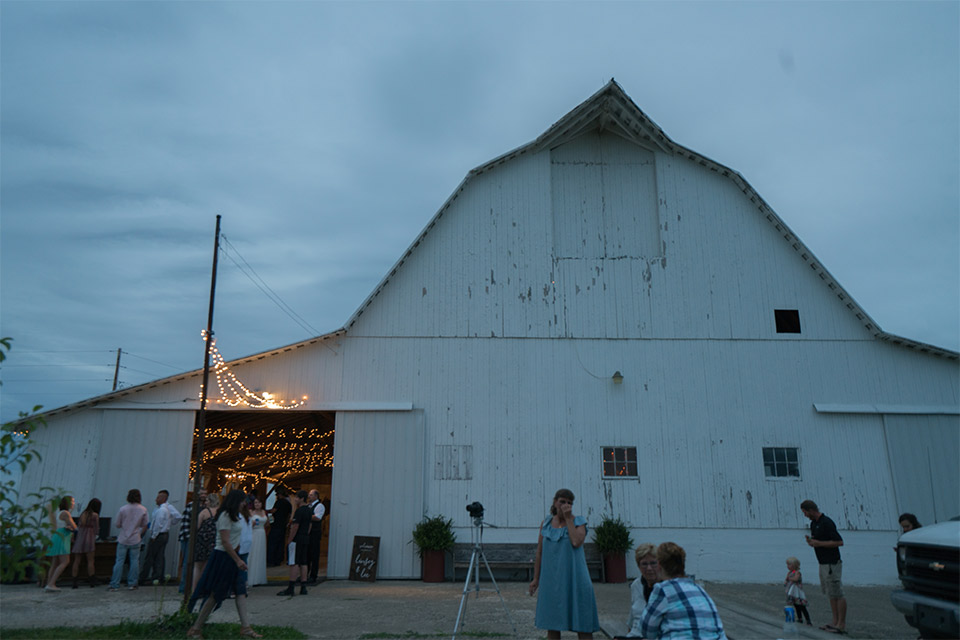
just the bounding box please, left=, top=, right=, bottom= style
left=0, top=337, right=58, bottom=583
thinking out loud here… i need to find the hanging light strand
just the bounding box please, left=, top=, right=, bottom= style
left=199, top=331, right=307, bottom=409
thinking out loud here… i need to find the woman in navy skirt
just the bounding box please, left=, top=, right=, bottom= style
left=187, top=490, right=261, bottom=638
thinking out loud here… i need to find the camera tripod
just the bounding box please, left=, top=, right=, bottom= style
left=451, top=517, right=517, bottom=640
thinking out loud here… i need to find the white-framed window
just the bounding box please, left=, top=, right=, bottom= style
left=762, top=447, right=800, bottom=478
left=602, top=446, right=637, bottom=478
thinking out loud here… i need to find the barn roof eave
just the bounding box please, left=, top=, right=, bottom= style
left=875, top=331, right=959, bottom=360
left=15, top=329, right=347, bottom=424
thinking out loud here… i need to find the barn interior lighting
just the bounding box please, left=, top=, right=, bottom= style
left=612, top=371, right=624, bottom=384
left=189, top=423, right=335, bottom=485
left=199, top=330, right=308, bottom=409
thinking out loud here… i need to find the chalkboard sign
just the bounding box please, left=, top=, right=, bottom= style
left=349, top=536, right=379, bottom=582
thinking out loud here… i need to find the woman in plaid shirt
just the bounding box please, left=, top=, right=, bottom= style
left=639, top=543, right=727, bottom=639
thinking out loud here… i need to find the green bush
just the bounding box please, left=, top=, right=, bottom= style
left=411, top=515, right=456, bottom=557
left=592, top=515, right=634, bottom=555
left=1, top=337, right=60, bottom=584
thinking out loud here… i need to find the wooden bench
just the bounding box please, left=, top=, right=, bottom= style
left=452, top=542, right=604, bottom=582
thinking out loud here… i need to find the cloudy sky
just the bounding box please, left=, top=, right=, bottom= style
left=1, top=1, right=957, bottom=423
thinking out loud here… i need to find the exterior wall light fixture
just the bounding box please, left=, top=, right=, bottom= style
left=611, top=371, right=624, bottom=384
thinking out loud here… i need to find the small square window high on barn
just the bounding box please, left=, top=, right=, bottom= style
left=775, top=309, right=802, bottom=333
left=762, top=447, right=800, bottom=478
left=602, top=446, right=637, bottom=478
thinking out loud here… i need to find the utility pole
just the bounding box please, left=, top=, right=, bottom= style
left=182, top=215, right=221, bottom=608
left=112, top=348, right=121, bottom=391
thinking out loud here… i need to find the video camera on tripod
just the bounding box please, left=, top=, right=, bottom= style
left=465, top=501, right=484, bottom=525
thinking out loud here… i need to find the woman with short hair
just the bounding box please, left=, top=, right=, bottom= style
left=638, top=542, right=727, bottom=639
left=625, top=542, right=661, bottom=637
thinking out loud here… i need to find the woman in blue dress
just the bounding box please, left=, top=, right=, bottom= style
left=528, top=488, right=599, bottom=638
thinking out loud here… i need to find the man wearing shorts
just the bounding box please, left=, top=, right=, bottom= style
left=277, top=490, right=312, bottom=596
left=801, top=499, right=846, bottom=634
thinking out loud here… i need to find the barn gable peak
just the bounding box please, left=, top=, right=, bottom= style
left=532, top=79, right=675, bottom=155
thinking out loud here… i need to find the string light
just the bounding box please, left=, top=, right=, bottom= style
left=199, top=331, right=307, bottom=409
left=190, top=423, right=335, bottom=485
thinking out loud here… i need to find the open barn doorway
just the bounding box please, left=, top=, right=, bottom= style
left=188, top=410, right=335, bottom=583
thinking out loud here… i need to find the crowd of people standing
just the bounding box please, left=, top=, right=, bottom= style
left=37, top=484, right=327, bottom=604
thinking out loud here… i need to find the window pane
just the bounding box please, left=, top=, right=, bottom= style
left=788, top=463, right=799, bottom=477
left=775, top=448, right=786, bottom=462
left=764, top=464, right=774, bottom=477
left=614, top=448, right=625, bottom=462
left=762, top=448, right=774, bottom=464
left=603, top=448, right=614, bottom=461
left=603, top=461, right=616, bottom=476
left=786, top=449, right=798, bottom=463
left=626, top=448, right=637, bottom=462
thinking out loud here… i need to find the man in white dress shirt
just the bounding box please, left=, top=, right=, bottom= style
left=140, top=489, right=181, bottom=584
left=306, top=489, right=326, bottom=585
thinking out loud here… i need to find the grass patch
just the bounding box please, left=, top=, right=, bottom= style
left=2, top=610, right=306, bottom=639
left=359, top=633, right=508, bottom=639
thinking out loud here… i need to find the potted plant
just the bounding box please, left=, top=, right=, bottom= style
left=411, top=515, right=456, bottom=582
left=592, top=515, right=634, bottom=583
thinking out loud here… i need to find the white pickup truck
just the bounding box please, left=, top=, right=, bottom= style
left=890, top=518, right=960, bottom=639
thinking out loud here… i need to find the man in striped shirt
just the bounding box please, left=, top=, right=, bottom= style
left=639, top=542, right=727, bottom=639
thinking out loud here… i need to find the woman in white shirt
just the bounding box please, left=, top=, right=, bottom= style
left=626, top=542, right=661, bottom=637
left=187, top=490, right=261, bottom=639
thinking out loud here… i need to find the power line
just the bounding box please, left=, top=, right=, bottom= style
left=120, top=366, right=167, bottom=377
left=219, top=235, right=322, bottom=337
left=1, top=364, right=112, bottom=368
left=120, top=351, right=184, bottom=370
left=2, top=378, right=112, bottom=383
left=0, top=392, right=106, bottom=396
left=12, top=350, right=114, bottom=354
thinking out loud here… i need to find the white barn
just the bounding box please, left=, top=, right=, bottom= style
left=19, top=81, right=959, bottom=585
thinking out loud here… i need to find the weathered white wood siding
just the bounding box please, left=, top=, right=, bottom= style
left=18, top=410, right=103, bottom=512
left=883, top=414, right=960, bottom=524
left=327, top=410, right=424, bottom=579
left=92, top=410, right=194, bottom=518
left=335, top=336, right=955, bottom=526
left=349, top=137, right=871, bottom=342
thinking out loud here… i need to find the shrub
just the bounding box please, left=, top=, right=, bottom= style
left=592, top=515, right=634, bottom=555
left=411, top=515, right=456, bottom=557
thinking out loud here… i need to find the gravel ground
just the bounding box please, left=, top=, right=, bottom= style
left=0, top=579, right=916, bottom=639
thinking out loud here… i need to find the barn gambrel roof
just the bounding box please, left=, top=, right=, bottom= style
left=346, top=79, right=957, bottom=360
